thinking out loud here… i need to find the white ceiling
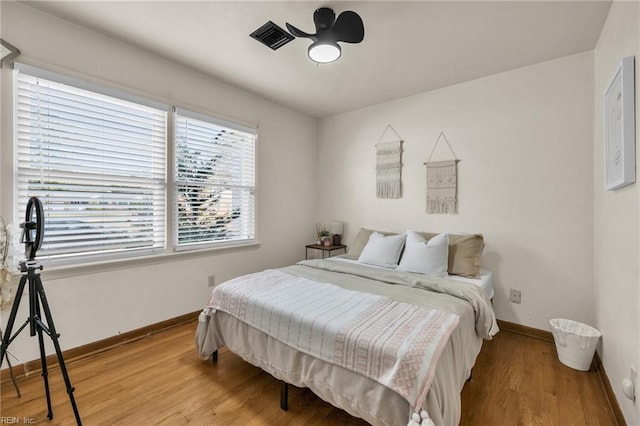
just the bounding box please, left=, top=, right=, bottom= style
left=23, top=1, right=612, bottom=118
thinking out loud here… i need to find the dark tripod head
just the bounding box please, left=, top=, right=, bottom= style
left=20, top=196, right=44, bottom=262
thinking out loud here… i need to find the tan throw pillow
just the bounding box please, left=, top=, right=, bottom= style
left=344, top=228, right=397, bottom=259
left=447, top=234, right=484, bottom=278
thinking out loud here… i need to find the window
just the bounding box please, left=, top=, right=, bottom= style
left=174, top=109, right=256, bottom=249
left=15, top=65, right=167, bottom=264
left=13, top=65, right=257, bottom=267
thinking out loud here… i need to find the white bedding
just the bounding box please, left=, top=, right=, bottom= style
left=449, top=269, right=494, bottom=299
left=330, top=257, right=495, bottom=299
left=206, top=269, right=460, bottom=415
left=196, top=259, right=498, bottom=426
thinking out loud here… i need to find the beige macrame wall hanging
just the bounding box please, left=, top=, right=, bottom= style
left=425, top=132, right=459, bottom=214
left=376, top=125, right=404, bottom=199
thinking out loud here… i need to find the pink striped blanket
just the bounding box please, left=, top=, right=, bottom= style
left=207, top=269, right=460, bottom=412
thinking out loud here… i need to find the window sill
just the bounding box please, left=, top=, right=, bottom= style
left=39, top=241, right=262, bottom=281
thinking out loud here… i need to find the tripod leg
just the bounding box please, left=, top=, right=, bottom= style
left=34, top=276, right=82, bottom=426
left=34, top=308, right=53, bottom=420
left=0, top=328, right=21, bottom=398
left=31, top=274, right=54, bottom=419
left=0, top=275, right=28, bottom=368
left=5, top=354, right=21, bottom=398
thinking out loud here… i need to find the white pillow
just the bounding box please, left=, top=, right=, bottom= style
left=397, top=231, right=449, bottom=277
left=358, top=232, right=406, bottom=268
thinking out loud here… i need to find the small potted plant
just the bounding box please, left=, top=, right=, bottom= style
left=321, top=229, right=332, bottom=246
left=316, top=224, right=331, bottom=246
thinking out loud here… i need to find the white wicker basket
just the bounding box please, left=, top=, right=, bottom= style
left=550, top=318, right=601, bottom=371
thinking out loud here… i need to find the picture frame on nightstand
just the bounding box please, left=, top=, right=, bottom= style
left=604, top=56, right=635, bottom=191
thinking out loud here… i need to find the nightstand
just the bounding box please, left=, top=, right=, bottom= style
left=305, top=244, right=347, bottom=260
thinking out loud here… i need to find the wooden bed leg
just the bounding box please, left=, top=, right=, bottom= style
left=212, top=350, right=218, bottom=363
left=280, top=382, right=289, bottom=411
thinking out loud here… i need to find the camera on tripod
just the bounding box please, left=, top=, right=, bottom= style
left=1, top=197, right=82, bottom=425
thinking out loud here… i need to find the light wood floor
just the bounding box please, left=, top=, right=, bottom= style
left=1, top=321, right=617, bottom=425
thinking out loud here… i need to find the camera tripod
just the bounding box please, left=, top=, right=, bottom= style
left=0, top=260, right=82, bottom=425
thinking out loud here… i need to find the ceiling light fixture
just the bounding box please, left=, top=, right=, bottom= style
left=286, top=8, right=364, bottom=64
left=308, top=42, right=341, bottom=63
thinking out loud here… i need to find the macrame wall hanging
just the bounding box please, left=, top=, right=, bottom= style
left=425, top=132, right=459, bottom=214
left=376, top=125, right=404, bottom=199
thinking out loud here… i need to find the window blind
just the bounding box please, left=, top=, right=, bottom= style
left=175, top=108, right=256, bottom=248
left=15, top=68, right=167, bottom=263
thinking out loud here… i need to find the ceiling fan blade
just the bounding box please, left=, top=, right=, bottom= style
left=314, top=8, right=336, bottom=32
left=331, top=11, right=364, bottom=44
left=285, top=23, right=315, bottom=39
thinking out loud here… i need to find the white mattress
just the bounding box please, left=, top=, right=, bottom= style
left=329, top=257, right=494, bottom=299
left=449, top=269, right=494, bottom=299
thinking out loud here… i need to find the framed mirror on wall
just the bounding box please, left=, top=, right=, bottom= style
left=604, top=56, right=635, bottom=191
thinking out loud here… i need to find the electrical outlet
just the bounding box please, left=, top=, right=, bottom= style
left=509, top=289, right=522, bottom=304
left=207, top=275, right=216, bottom=287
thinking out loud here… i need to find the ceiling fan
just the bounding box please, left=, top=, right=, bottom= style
left=286, top=7, right=365, bottom=64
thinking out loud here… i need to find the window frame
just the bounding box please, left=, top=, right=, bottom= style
left=12, top=63, right=259, bottom=270
left=172, top=107, right=257, bottom=252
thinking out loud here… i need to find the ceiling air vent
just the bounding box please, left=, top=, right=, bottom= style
left=250, top=21, right=294, bottom=50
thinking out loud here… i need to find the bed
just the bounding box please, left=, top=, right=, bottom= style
left=196, top=230, right=498, bottom=426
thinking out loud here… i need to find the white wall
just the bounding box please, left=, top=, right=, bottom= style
left=317, top=52, right=595, bottom=332
left=594, top=1, right=640, bottom=424
left=0, top=2, right=317, bottom=364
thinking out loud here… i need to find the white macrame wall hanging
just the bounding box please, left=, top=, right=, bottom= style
left=376, top=125, right=404, bottom=199
left=425, top=132, right=459, bottom=214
